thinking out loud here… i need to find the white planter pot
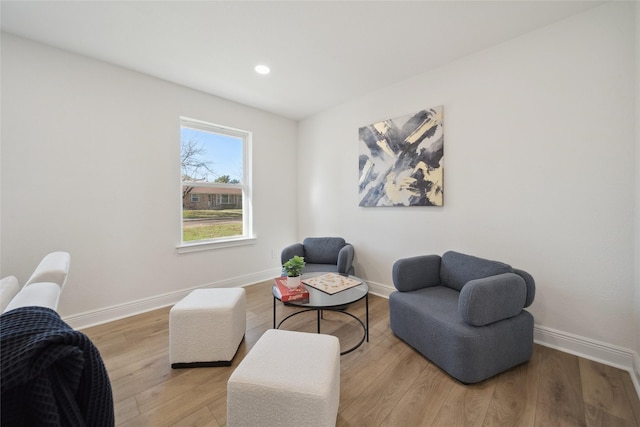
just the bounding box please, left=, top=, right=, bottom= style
left=286, top=276, right=301, bottom=289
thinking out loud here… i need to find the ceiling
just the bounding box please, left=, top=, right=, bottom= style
left=1, top=1, right=605, bottom=120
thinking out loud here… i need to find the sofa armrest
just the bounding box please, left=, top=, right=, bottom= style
left=4, top=282, right=61, bottom=312
left=336, top=244, right=354, bottom=275
left=458, top=273, right=526, bottom=326
left=513, top=268, right=535, bottom=308
left=281, top=244, right=304, bottom=265
left=1, top=276, right=21, bottom=313
left=25, top=251, right=71, bottom=290
left=392, top=255, right=441, bottom=292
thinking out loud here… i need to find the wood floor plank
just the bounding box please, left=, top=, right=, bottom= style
left=109, top=353, right=171, bottom=401
left=97, top=332, right=170, bottom=376
left=535, top=345, right=587, bottom=427
left=379, top=358, right=454, bottom=427
left=338, top=331, right=407, bottom=403
left=580, top=358, right=635, bottom=423
left=430, top=378, right=496, bottom=426
left=482, top=344, right=543, bottom=427
left=584, top=403, right=637, bottom=427
left=339, top=344, right=428, bottom=425
left=79, top=280, right=640, bottom=427
left=135, top=365, right=230, bottom=414
left=121, top=381, right=223, bottom=427
left=621, top=371, right=640, bottom=425
left=114, top=396, right=140, bottom=426
left=206, top=393, right=228, bottom=427
left=169, top=406, right=219, bottom=427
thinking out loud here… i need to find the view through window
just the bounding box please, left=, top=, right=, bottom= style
left=180, top=118, right=251, bottom=244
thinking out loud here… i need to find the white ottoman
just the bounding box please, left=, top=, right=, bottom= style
left=227, top=329, right=340, bottom=427
left=170, top=288, right=246, bottom=368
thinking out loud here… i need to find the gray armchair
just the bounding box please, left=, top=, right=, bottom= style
left=389, top=251, right=535, bottom=384
left=281, top=237, right=355, bottom=275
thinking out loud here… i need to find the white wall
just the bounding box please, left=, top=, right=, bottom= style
left=0, top=34, right=298, bottom=325
left=299, top=1, right=637, bottom=354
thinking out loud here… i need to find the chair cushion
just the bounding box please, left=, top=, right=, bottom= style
left=303, top=237, right=346, bottom=264
left=440, top=251, right=512, bottom=291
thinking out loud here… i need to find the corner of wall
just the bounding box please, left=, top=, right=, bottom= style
left=632, top=352, right=640, bottom=400
left=635, top=0, right=640, bottom=402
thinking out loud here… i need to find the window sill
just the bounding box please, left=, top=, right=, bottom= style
left=177, top=236, right=257, bottom=254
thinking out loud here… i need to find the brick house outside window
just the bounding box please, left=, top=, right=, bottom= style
left=182, top=186, right=242, bottom=210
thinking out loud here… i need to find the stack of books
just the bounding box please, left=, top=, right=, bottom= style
left=274, top=277, right=309, bottom=303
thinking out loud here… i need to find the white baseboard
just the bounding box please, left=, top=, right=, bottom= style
left=367, top=280, right=640, bottom=399
left=533, top=325, right=635, bottom=371
left=64, top=268, right=280, bottom=330
left=367, top=280, right=394, bottom=298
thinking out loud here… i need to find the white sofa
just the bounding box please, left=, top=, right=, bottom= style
left=0, top=251, right=115, bottom=425
left=1, top=251, right=71, bottom=313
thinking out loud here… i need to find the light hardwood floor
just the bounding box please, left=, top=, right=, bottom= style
left=83, top=280, right=640, bottom=427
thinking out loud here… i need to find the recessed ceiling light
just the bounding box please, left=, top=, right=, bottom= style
left=255, top=64, right=270, bottom=75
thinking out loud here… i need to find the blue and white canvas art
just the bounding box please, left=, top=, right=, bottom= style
left=358, top=106, right=444, bottom=207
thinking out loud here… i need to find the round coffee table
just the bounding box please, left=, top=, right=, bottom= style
left=272, top=273, right=369, bottom=355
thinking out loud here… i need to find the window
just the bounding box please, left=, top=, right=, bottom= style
left=179, top=117, right=253, bottom=251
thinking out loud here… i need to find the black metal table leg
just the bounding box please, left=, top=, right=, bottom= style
left=366, top=293, right=369, bottom=342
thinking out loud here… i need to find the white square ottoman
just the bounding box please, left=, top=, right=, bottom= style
left=170, top=288, right=246, bottom=368
left=227, top=329, right=340, bottom=427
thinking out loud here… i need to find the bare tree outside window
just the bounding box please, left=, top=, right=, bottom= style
left=181, top=138, right=213, bottom=200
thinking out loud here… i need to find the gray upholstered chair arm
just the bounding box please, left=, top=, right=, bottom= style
left=458, top=273, right=527, bottom=326
left=392, top=255, right=441, bottom=292
left=513, top=268, right=535, bottom=308
left=281, top=243, right=304, bottom=265
left=336, top=244, right=354, bottom=274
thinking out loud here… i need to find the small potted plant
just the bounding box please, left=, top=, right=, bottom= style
left=282, top=255, right=305, bottom=289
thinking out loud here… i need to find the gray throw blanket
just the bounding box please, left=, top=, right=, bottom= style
left=1, top=306, right=114, bottom=426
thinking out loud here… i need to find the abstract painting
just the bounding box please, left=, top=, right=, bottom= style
left=358, top=106, right=443, bottom=207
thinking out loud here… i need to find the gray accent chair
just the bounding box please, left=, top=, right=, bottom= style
left=281, top=237, right=355, bottom=275
left=389, top=251, right=535, bottom=384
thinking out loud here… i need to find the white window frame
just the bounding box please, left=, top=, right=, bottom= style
left=177, top=117, right=255, bottom=253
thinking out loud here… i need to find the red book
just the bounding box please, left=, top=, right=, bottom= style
left=274, top=277, right=309, bottom=302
